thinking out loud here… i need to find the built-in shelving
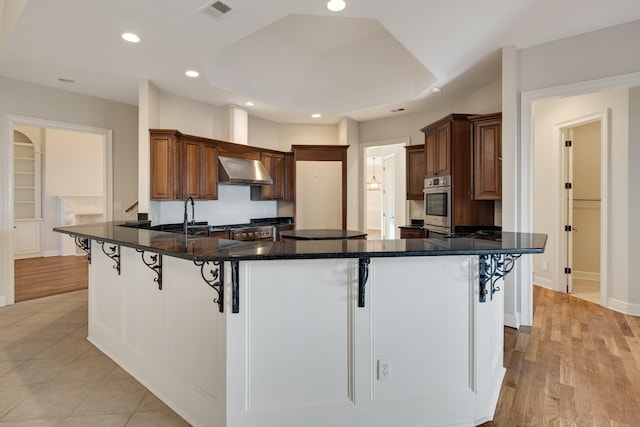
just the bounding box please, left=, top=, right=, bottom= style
left=13, top=137, right=42, bottom=220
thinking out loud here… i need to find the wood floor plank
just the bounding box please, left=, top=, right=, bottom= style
left=14, top=255, right=88, bottom=302
left=482, top=287, right=640, bottom=426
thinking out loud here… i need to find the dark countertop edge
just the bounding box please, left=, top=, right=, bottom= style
left=54, top=225, right=546, bottom=263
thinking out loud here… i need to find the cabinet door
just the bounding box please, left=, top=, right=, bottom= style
left=182, top=139, right=201, bottom=198
left=150, top=133, right=180, bottom=200
left=425, top=130, right=437, bottom=178
left=272, top=153, right=285, bottom=200
left=405, top=145, right=426, bottom=200
left=473, top=119, right=502, bottom=200
left=251, top=152, right=285, bottom=201
left=283, top=152, right=294, bottom=201
left=399, top=228, right=425, bottom=239
left=435, top=122, right=451, bottom=176
left=200, top=142, right=218, bottom=200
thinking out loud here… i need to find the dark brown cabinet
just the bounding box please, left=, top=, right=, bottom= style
left=470, top=113, right=502, bottom=200
left=399, top=227, right=425, bottom=239
left=419, top=114, right=494, bottom=228
left=405, top=144, right=426, bottom=200
left=421, top=115, right=470, bottom=178
left=251, top=151, right=286, bottom=201
left=150, top=130, right=218, bottom=201
left=424, top=122, right=451, bottom=178
left=150, top=130, right=181, bottom=200
left=182, top=138, right=218, bottom=200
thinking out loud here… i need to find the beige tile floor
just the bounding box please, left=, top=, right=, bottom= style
left=0, top=290, right=191, bottom=426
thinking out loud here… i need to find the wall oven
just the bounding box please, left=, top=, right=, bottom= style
left=423, top=175, right=451, bottom=236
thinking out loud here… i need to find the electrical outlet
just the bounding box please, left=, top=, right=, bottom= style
left=377, top=359, right=390, bottom=380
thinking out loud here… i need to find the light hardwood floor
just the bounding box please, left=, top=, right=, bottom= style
left=14, top=256, right=88, bottom=302
left=483, top=285, right=640, bottom=426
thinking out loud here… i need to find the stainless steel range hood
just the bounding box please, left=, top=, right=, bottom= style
left=218, top=156, right=273, bottom=185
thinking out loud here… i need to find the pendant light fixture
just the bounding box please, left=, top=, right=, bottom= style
left=367, top=157, right=381, bottom=191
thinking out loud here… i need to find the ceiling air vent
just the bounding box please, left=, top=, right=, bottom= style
left=199, top=1, right=233, bottom=18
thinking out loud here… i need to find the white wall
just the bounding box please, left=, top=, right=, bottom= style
left=43, top=128, right=105, bottom=255
left=0, top=76, right=138, bottom=306
left=532, top=89, right=628, bottom=303
left=507, top=19, right=640, bottom=320
left=627, top=87, right=640, bottom=304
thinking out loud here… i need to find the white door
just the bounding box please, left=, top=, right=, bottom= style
left=296, top=161, right=342, bottom=229
left=381, top=155, right=395, bottom=239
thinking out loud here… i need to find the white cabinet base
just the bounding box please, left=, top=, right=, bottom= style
left=13, top=219, right=44, bottom=258
left=87, top=247, right=504, bottom=427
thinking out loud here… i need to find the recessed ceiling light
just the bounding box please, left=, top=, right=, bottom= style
left=431, top=87, right=442, bottom=93
left=121, top=33, right=140, bottom=43
left=245, top=101, right=255, bottom=107
left=58, top=78, right=75, bottom=83
left=312, top=113, right=322, bottom=118
left=326, top=0, right=346, bottom=12
left=185, top=70, right=200, bottom=78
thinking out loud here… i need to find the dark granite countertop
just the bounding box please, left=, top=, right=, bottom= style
left=280, top=229, right=367, bottom=240
left=53, top=222, right=547, bottom=262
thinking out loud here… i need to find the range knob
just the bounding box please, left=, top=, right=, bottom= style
left=249, top=232, right=254, bottom=237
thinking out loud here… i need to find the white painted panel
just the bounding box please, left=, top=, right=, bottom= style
left=370, top=256, right=472, bottom=399
left=89, top=242, right=124, bottom=341
left=295, top=161, right=342, bottom=229
left=13, top=219, right=42, bottom=257
left=121, top=247, right=165, bottom=363
left=165, top=256, right=223, bottom=398
left=243, top=259, right=354, bottom=410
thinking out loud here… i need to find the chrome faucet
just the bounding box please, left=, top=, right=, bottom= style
left=184, top=195, right=195, bottom=240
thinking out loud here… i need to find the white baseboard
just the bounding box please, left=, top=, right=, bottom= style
left=572, top=270, right=600, bottom=281
left=607, top=298, right=640, bottom=317
left=504, top=313, right=519, bottom=329
left=533, top=275, right=554, bottom=290
left=45, top=250, right=64, bottom=257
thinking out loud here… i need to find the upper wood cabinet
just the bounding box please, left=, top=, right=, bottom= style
left=150, top=130, right=218, bottom=201
left=179, top=136, right=219, bottom=200
left=421, top=115, right=470, bottom=178
left=405, top=144, right=426, bottom=200
left=469, top=113, right=502, bottom=200
left=251, top=151, right=286, bottom=201
left=150, top=130, right=181, bottom=200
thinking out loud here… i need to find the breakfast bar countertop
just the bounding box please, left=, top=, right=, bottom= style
left=279, top=229, right=367, bottom=240
left=54, top=221, right=547, bottom=262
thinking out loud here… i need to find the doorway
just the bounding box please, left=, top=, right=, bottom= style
left=4, top=115, right=113, bottom=305
left=562, top=121, right=602, bottom=304
left=363, top=140, right=407, bottom=240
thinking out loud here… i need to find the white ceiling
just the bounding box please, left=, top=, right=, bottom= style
left=1, top=0, right=639, bottom=124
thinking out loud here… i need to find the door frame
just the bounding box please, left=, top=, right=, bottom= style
left=554, top=113, right=608, bottom=305
left=381, top=153, right=396, bottom=239
left=520, top=71, right=640, bottom=324
left=3, top=114, right=113, bottom=306
left=359, top=137, right=409, bottom=237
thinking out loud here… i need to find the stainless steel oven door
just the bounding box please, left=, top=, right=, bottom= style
left=423, top=179, right=451, bottom=229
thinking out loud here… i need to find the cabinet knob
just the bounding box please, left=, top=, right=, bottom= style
left=498, top=156, right=502, bottom=161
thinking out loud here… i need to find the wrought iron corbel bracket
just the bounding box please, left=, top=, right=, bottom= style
left=231, top=261, right=239, bottom=314
left=479, top=253, right=522, bottom=302
left=136, top=250, right=162, bottom=290
left=358, top=258, right=370, bottom=308
left=194, top=259, right=225, bottom=313
left=97, top=241, right=120, bottom=275
left=72, top=235, right=91, bottom=263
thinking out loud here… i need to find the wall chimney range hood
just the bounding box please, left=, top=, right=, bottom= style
left=218, top=156, right=273, bottom=185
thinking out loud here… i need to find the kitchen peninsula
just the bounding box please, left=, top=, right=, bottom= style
left=54, top=222, right=545, bottom=427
